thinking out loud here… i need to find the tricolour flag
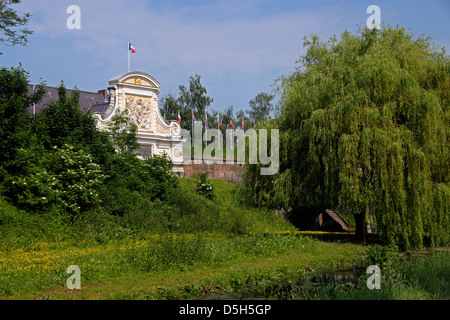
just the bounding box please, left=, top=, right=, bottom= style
left=230, top=120, right=233, bottom=129
left=178, top=112, right=181, bottom=122
left=129, top=42, right=136, bottom=53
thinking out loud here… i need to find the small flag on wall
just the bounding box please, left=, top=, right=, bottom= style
left=178, top=112, right=181, bottom=122
left=241, top=119, right=244, bottom=130
left=230, top=120, right=233, bottom=129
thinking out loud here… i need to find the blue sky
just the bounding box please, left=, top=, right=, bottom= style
left=1, top=0, right=449, bottom=114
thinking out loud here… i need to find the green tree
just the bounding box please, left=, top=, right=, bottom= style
left=107, top=110, right=140, bottom=154
left=0, top=66, right=44, bottom=176
left=0, top=67, right=178, bottom=223
left=247, top=26, right=449, bottom=249
left=178, top=74, right=213, bottom=128
left=207, top=109, right=220, bottom=129
left=222, top=105, right=234, bottom=128
left=0, top=0, right=32, bottom=53
left=33, top=83, right=114, bottom=163
left=161, top=75, right=213, bottom=130
left=247, top=92, right=274, bottom=124
left=160, top=92, right=180, bottom=121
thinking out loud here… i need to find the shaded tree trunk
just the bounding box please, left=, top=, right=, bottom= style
left=354, top=213, right=367, bottom=243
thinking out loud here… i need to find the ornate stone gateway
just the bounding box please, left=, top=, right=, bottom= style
left=94, top=71, right=184, bottom=174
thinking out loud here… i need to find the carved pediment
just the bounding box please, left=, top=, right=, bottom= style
left=105, top=71, right=181, bottom=136
left=124, top=77, right=155, bottom=87
left=97, top=71, right=184, bottom=173
left=125, top=95, right=153, bottom=130
left=109, top=72, right=162, bottom=91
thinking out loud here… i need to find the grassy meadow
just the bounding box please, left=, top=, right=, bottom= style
left=0, top=177, right=448, bottom=300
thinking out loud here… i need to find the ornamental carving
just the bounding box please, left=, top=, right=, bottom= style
left=174, top=148, right=183, bottom=158
left=156, top=119, right=171, bottom=135
left=102, top=88, right=115, bottom=120
left=125, top=95, right=153, bottom=130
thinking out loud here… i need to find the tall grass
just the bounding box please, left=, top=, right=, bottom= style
left=0, top=233, right=317, bottom=298
left=396, top=252, right=449, bottom=299
left=123, top=234, right=317, bottom=273
left=222, top=249, right=449, bottom=300
left=0, top=177, right=295, bottom=248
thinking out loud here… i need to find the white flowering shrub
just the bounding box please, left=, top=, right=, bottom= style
left=7, top=144, right=105, bottom=215
left=196, top=171, right=215, bottom=199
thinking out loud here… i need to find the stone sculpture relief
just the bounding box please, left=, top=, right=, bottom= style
left=125, top=96, right=153, bottom=130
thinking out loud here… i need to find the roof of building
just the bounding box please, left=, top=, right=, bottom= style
left=27, top=85, right=109, bottom=115
left=108, top=71, right=162, bottom=89
left=90, top=102, right=110, bottom=115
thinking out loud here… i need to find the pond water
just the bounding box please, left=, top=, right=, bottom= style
left=196, top=250, right=449, bottom=300
left=198, top=268, right=365, bottom=300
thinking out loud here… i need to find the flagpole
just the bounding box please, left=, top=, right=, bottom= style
left=128, top=41, right=130, bottom=72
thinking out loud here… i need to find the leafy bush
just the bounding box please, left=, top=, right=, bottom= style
left=196, top=171, right=215, bottom=199
left=364, top=244, right=400, bottom=268
left=100, top=153, right=178, bottom=217
left=5, top=144, right=105, bottom=215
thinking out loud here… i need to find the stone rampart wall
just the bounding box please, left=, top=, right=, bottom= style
left=183, top=162, right=246, bottom=183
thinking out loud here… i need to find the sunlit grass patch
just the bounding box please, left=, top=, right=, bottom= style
left=0, top=234, right=319, bottom=298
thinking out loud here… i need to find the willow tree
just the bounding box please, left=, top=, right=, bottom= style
left=265, top=26, right=448, bottom=249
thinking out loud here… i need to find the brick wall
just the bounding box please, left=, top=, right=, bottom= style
left=183, top=162, right=246, bottom=183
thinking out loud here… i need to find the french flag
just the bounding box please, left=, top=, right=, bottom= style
left=129, top=43, right=136, bottom=53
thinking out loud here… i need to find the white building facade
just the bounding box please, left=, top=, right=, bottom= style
left=94, top=71, right=185, bottom=174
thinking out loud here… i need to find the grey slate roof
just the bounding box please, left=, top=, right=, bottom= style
left=90, top=102, right=110, bottom=115
left=27, top=86, right=109, bottom=115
